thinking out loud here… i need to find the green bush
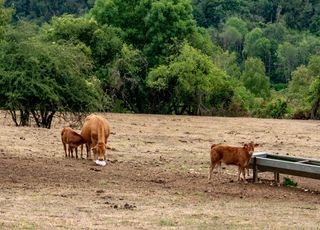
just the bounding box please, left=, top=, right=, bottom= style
left=283, top=177, right=298, bottom=187
left=255, top=98, right=288, bottom=119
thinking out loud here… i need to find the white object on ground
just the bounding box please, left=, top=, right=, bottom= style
left=95, top=160, right=106, bottom=166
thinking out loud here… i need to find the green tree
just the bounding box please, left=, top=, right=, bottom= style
left=220, top=17, right=248, bottom=55
left=247, top=0, right=278, bottom=23
left=213, top=51, right=241, bottom=79
left=287, top=56, right=320, bottom=119
left=243, top=28, right=272, bottom=75
left=191, top=0, right=246, bottom=28
left=279, top=0, right=313, bottom=31
left=91, top=24, right=124, bottom=66
left=143, top=0, right=196, bottom=65
left=240, top=57, right=270, bottom=99
left=5, top=0, right=94, bottom=23
left=91, top=0, right=197, bottom=66
left=220, top=25, right=242, bottom=51
left=276, top=42, right=300, bottom=83
left=44, top=14, right=99, bottom=45
left=307, top=56, right=320, bottom=119
left=0, top=22, right=105, bottom=128
left=107, top=44, right=148, bottom=112
left=43, top=14, right=125, bottom=101
left=287, top=65, right=312, bottom=118
left=262, top=23, right=288, bottom=83
left=90, top=0, right=151, bottom=49
left=188, top=27, right=221, bottom=58
left=0, top=0, right=13, bottom=39
left=147, top=43, right=234, bottom=115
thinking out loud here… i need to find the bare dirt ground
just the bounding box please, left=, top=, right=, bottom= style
left=1, top=111, right=320, bottom=229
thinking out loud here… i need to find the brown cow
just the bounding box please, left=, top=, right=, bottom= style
left=208, top=142, right=258, bottom=182
left=80, top=114, right=110, bottom=162
left=61, top=127, right=86, bottom=159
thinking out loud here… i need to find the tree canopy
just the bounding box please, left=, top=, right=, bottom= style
left=2, top=0, right=320, bottom=126
left=0, top=21, right=106, bottom=128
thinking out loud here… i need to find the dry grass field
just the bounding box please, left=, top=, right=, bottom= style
left=1, top=111, right=320, bottom=229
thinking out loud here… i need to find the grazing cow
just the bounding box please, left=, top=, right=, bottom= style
left=208, top=142, right=258, bottom=182
left=80, top=114, right=110, bottom=162
left=61, top=127, right=86, bottom=159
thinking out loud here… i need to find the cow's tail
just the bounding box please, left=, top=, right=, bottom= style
left=61, top=127, right=67, bottom=138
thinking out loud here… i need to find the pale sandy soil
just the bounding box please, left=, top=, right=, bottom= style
left=0, top=111, right=320, bottom=229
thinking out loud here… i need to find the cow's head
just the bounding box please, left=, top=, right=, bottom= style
left=244, top=142, right=259, bottom=155
left=92, top=143, right=106, bottom=161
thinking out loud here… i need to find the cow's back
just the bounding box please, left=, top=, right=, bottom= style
left=213, top=145, right=244, bottom=165
left=81, top=114, right=110, bottom=143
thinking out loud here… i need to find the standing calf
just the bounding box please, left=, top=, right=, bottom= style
left=61, top=127, right=86, bottom=159
left=208, top=142, right=258, bottom=182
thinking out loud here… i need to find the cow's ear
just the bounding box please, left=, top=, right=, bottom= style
left=244, top=144, right=248, bottom=148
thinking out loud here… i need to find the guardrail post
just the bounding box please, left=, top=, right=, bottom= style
left=253, top=157, right=258, bottom=183
left=274, top=172, right=280, bottom=183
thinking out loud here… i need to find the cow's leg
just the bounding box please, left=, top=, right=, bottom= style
left=245, top=160, right=250, bottom=177
left=104, top=142, right=107, bottom=160
left=242, top=167, right=248, bottom=183
left=70, top=147, right=74, bottom=158
left=237, top=166, right=241, bottom=181
left=86, top=143, right=91, bottom=160
left=208, top=162, right=217, bottom=182
left=63, top=143, right=67, bottom=157
left=217, top=161, right=222, bottom=174
left=75, top=147, right=78, bottom=159
left=241, top=167, right=246, bottom=181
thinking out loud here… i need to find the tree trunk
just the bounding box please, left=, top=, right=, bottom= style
left=31, top=110, right=56, bottom=129
left=196, top=93, right=202, bottom=116
left=9, top=110, right=19, bottom=126
left=9, top=109, right=30, bottom=126
left=20, top=109, right=30, bottom=126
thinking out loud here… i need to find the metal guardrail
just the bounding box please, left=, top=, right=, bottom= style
left=249, top=152, right=320, bottom=183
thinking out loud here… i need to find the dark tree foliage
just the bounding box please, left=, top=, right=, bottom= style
left=279, top=0, right=318, bottom=32
left=191, top=0, right=247, bottom=28
left=192, top=0, right=320, bottom=34
left=4, top=0, right=94, bottom=23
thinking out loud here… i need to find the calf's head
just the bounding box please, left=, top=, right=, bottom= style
left=92, top=143, right=106, bottom=161
left=243, top=142, right=259, bottom=155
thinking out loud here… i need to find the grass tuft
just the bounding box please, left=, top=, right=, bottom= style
left=159, top=219, right=176, bottom=227
left=282, top=177, right=297, bottom=187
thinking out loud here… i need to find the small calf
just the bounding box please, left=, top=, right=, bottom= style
left=208, top=142, right=258, bottom=182
left=61, top=127, right=86, bottom=159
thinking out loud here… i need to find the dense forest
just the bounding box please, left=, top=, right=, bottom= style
left=1, top=0, right=320, bottom=127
